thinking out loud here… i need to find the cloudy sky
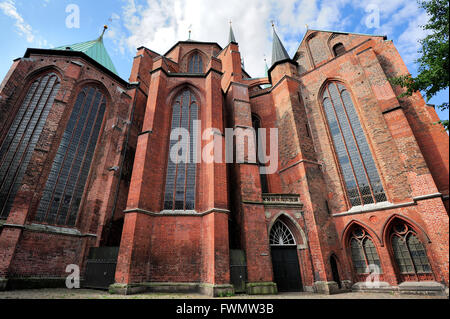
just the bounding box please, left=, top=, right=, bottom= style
left=0, top=0, right=448, bottom=122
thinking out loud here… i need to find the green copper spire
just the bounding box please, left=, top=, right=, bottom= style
left=271, top=22, right=290, bottom=66
left=228, top=21, right=237, bottom=43
left=264, top=57, right=269, bottom=77
left=53, top=25, right=119, bottom=75
left=261, top=57, right=271, bottom=88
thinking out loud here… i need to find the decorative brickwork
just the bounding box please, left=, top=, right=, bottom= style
left=0, top=29, right=448, bottom=296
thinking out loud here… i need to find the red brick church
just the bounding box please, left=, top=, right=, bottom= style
left=0, top=23, right=448, bottom=296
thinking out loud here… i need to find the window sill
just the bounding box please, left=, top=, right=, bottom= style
left=333, top=201, right=411, bottom=216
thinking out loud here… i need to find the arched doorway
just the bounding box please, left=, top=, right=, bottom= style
left=330, top=255, right=341, bottom=289
left=270, top=220, right=303, bottom=292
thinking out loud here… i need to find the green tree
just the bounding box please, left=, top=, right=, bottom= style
left=390, top=0, right=449, bottom=130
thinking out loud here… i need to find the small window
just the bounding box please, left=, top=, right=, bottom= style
left=333, top=43, right=345, bottom=57
left=270, top=220, right=296, bottom=246
left=188, top=53, right=203, bottom=73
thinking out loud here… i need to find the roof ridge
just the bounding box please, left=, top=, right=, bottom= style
left=52, top=26, right=118, bottom=75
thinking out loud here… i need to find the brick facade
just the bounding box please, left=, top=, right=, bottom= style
left=0, top=29, right=448, bottom=295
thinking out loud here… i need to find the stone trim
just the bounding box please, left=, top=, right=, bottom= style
left=333, top=201, right=415, bottom=217
left=352, top=281, right=447, bottom=296
left=123, top=207, right=230, bottom=217
left=149, top=67, right=223, bottom=78
left=109, top=282, right=234, bottom=297
left=412, top=192, right=443, bottom=202
left=242, top=200, right=304, bottom=208
left=334, top=193, right=445, bottom=217
left=1, top=222, right=97, bottom=237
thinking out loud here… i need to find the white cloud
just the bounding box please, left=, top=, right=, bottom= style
left=106, top=0, right=429, bottom=77
left=350, top=0, right=430, bottom=64
left=0, top=0, right=34, bottom=43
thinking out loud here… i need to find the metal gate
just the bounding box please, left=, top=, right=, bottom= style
left=230, top=249, right=247, bottom=293
left=83, top=247, right=119, bottom=290
left=271, top=246, right=302, bottom=292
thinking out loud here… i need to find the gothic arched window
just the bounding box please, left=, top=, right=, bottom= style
left=270, top=220, right=296, bottom=246
left=34, top=86, right=106, bottom=226
left=163, top=89, right=198, bottom=210
left=188, top=53, right=203, bottom=73
left=333, top=43, right=345, bottom=57
left=349, top=227, right=381, bottom=274
left=390, top=222, right=432, bottom=279
left=322, top=82, right=386, bottom=207
left=0, top=72, right=60, bottom=219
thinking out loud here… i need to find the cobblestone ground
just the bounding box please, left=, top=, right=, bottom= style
left=0, top=289, right=447, bottom=299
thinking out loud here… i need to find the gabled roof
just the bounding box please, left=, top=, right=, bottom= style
left=293, top=28, right=387, bottom=60
left=53, top=27, right=118, bottom=75
left=163, top=40, right=222, bottom=57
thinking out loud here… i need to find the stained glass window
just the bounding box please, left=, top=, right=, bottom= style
left=34, top=86, right=106, bottom=226
left=391, top=222, right=431, bottom=274
left=349, top=227, right=381, bottom=274
left=270, top=220, right=296, bottom=246
left=163, top=89, right=198, bottom=210
left=188, top=53, right=203, bottom=73
left=322, top=82, right=386, bottom=207
left=0, top=72, right=60, bottom=219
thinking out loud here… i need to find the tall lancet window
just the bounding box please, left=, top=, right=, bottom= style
left=164, top=89, right=198, bottom=210
left=0, top=72, right=60, bottom=219
left=322, top=82, right=386, bottom=207
left=188, top=53, right=203, bottom=73
left=34, top=86, right=106, bottom=226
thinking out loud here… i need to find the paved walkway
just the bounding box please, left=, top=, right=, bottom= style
left=0, top=289, right=447, bottom=299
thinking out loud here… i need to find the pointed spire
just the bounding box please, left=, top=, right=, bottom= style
left=264, top=57, right=269, bottom=77
left=99, top=25, right=108, bottom=41
left=271, top=22, right=290, bottom=66
left=228, top=20, right=237, bottom=43
left=187, top=24, right=193, bottom=40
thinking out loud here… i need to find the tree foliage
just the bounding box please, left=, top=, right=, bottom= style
left=390, top=0, right=449, bottom=130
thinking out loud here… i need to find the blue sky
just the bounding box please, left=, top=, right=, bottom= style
left=0, top=0, right=448, bottom=122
